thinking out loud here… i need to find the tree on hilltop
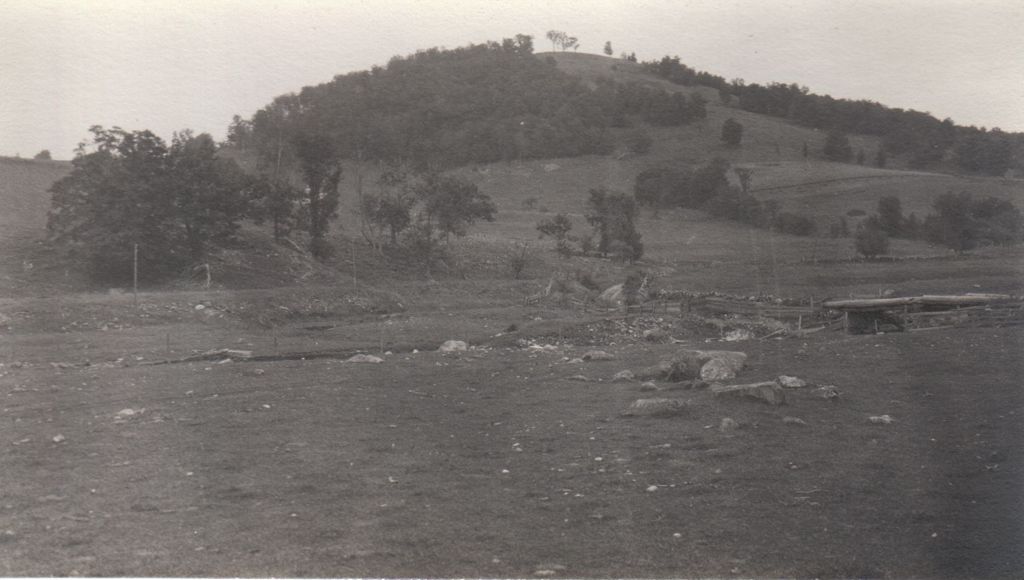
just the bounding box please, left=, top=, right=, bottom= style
left=34, top=150, right=51, bottom=160
left=604, top=41, right=613, bottom=56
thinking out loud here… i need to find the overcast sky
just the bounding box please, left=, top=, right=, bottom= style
left=4, top=0, right=1023, bottom=159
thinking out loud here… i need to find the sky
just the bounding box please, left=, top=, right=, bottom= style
left=3, top=0, right=1024, bottom=159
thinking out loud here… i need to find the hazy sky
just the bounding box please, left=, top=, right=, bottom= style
left=4, top=0, right=1023, bottom=159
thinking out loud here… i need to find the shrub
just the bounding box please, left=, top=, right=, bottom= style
left=854, top=219, right=889, bottom=258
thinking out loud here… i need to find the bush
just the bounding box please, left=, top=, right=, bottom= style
left=721, top=118, right=743, bottom=147
left=854, top=220, right=889, bottom=258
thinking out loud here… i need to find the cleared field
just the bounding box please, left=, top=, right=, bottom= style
left=1, top=307, right=1020, bottom=577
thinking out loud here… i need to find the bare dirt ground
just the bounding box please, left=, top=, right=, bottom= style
left=1, top=304, right=1021, bottom=578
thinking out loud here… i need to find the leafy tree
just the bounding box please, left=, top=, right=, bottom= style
left=823, top=129, right=853, bottom=162
left=585, top=188, right=643, bottom=262
left=167, top=131, right=251, bottom=260
left=877, top=195, right=904, bottom=237
left=721, top=118, right=743, bottom=147
left=47, top=126, right=250, bottom=282
left=546, top=30, right=566, bottom=52
left=292, top=132, right=342, bottom=258
left=603, top=41, right=613, bottom=56
left=854, top=218, right=889, bottom=258
left=924, top=191, right=1023, bottom=251
left=33, top=149, right=51, bottom=160
left=415, top=173, right=496, bottom=243
left=249, top=174, right=301, bottom=242
left=954, top=131, right=1013, bottom=176
left=537, top=213, right=574, bottom=256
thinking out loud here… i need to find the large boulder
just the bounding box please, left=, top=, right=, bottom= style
left=711, top=381, right=786, bottom=406
left=700, top=358, right=739, bottom=381
left=439, top=340, right=468, bottom=352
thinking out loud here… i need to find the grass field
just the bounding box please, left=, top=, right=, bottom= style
left=1, top=302, right=1021, bottom=577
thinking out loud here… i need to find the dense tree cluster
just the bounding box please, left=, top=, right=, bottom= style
left=635, top=159, right=816, bottom=236
left=644, top=55, right=1021, bottom=175
left=232, top=37, right=706, bottom=171
left=585, top=188, right=643, bottom=262
left=47, top=127, right=252, bottom=281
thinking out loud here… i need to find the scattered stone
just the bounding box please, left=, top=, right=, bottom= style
left=700, top=358, right=738, bottom=381
left=869, top=414, right=895, bottom=425
left=439, top=340, right=468, bottom=353
left=115, top=408, right=144, bottom=419
left=624, top=398, right=689, bottom=418
left=192, top=348, right=253, bottom=362
left=782, top=416, right=807, bottom=426
left=194, top=304, right=206, bottom=311
left=719, top=417, right=739, bottom=431
left=643, top=328, right=669, bottom=343
left=815, top=385, right=841, bottom=400
left=582, top=350, right=615, bottom=362
left=52, top=434, right=66, bottom=443
left=724, top=329, right=754, bottom=342
left=639, top=381, right=658, bottom=392
left=612, top=370, right=635, bottom=382
left=533, top=563, right=566, bottom=576
left=778, top=375, right=808, bottom=388
left=711, top=381, right=786, bottom=406
left=346, top=354, right=384, bottom=364
left=645, top=485, right=659, bottom=492
left=636, top=361, right=673, bottom=381
left=567, top=375, right=589, bottom=382
left=667, top=353, right=703, bottom=381
left=691, top=350, right=747, bottom=373
left=567, top=357, right=584, bottom=364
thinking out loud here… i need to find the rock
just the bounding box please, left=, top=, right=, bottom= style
left=782, top=416, right=807, bottom=426
left=115, top=408, right=144, bottom=419
left=691, top=350, right=747, bottom=373
left=195, top=348, right=252, bottom=361
left=719, top=417, right=739, bottom=431
left=645, top=485, right=659, bottom=492
left=567, top=357, right=584, bottom=364
left=636, top=361, right=673, bottom=381
left=666, top=354, right=702, bottom=381
left=612, top=370, right=635, bottom=382
left=639, top=381, right=658, bottom=392
left=815, top=385, right=841, bottom=400
left=624, top=398, right=690, bottom=417
left=700, top=358, right=738, bottom=381
left=778, top=375, right=808, bottom=388
left=346, top=354, right=384, bottom=364
left=52, top=434, right=66, bottom=443
left=439, top=340, right=468, bottom=352
left=194, top=304, right=206, bottom=311
left=583, top=350, right=615, bottom=361
left=711, top=381, right=786, bottom=406
left=643, top=328, right=669, bottom=343
left=868, top=414, right=895, bottom=425
left=567, top=375, right=589, bottom=382
left=724, top=328, right=754, bottom=342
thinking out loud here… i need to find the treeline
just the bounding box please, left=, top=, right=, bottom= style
left=852, top=192, right=1023, bottom=257
left=635, top=158, right=816, bottom=236
left=230, top=37, right=706, bottom=170
left=645, top=56, right=1020, bottom=176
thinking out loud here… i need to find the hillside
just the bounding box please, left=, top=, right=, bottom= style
left=2, top=52, right=1023, bottom=299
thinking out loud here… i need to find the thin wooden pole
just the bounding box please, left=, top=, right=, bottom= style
left=133, top=243, right=138, bottom=307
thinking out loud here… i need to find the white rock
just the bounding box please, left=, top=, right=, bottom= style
left=346, top=354, right=384, bottom=364
left=724, top=329, right=754, bottom=342
left=700, top=358, right=737, bottom=381
left=612, top=370, right=635, bottom=382
left=778, top=375, right=807, bottom=388
left=869, top=414, right=895, bottom=425
left=439, top=340, right=468, bottom=352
